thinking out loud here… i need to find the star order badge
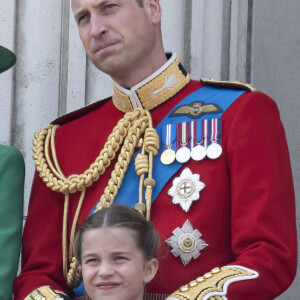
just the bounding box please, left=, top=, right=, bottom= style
left=168, top=167, right=205, bottom=212
left=166, top=220, right=208, bottom=266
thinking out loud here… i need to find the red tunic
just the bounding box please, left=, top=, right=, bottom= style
left=14, top=79, right=297, bottom=299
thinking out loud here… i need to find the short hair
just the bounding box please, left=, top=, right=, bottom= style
left=74, top=204, right=159, bottom=265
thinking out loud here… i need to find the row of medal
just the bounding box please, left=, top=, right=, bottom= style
left=160, top=118, right=222, bottom=165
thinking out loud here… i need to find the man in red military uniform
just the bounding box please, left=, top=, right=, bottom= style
left=14, top=0, right=297, bottom=299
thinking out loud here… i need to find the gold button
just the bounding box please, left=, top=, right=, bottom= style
left=134, top=203, right=146, bottom=212
left=204, top=272, right=212, bottom=279
left=180, top=285, right=189, bottom=292
left=189, top=280, right=198, bottom=287
left=212, top=267, right=221, bottom=274
left=196, top=276, right=204, bottom=283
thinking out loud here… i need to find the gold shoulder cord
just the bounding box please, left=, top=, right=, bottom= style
left=32, top=108, right=159, bottom=288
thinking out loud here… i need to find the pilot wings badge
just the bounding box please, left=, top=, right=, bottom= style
left=169, top=101, right=222, bottom=119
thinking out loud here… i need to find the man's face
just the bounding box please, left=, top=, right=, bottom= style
left=72, top=0, right=160, bottom=83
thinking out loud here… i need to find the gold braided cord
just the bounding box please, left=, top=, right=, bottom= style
left=44, top=125, right=65, bottom=180
left=67, top=257, right=82, bottom=290
left=62, top=194, right=69, bottom=280
left=33, top=112, right=134, bottom=195
left=50, top=125, right=65, bottom=176
left=134, top=126, right=159, bottom=220
left=94, top=110, right=159, bottom=213
left=69, top=188, right=86, bottom=263
left=143, top=127, right=158, bottom=220
left=32, top=108, right=159, bottom=288
left=135, top=153, right=148, bottom=215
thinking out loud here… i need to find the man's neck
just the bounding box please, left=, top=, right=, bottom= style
left=112, top=52, right=168, bottom=88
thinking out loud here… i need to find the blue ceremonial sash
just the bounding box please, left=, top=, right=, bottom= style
left=73, top=85, right=246, bottom=297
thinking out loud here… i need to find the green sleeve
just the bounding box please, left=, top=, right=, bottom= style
left=0, top=145, right=25, bottom=299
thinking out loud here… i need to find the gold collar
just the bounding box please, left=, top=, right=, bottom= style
left=112, top=53, right=191, bottom=113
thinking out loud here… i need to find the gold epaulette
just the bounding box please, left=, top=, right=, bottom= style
left=201, top=78, right=256, bottom=92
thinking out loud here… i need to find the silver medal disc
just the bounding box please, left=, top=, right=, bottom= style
left=176, top=146, right=191, bottom=163
left=191, top=145, right=207, bottom=161
left=206, top=142, right=222, bottom=159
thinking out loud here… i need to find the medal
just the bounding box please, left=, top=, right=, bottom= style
left=165, top=220, right=208, bottom=266
left=160, top=124, right=176, bottom=165
left=161, top=147, right=176, bottom=165
left=191, top=144, right=206, bottom=161
left=190, top=120, right=206, bottom=161
left=176, top=146, right=191, bottom=163
left=206, top=118, right=222, bottom=159
left=207, top=142, right=222, bottom=159
left=168, top=167, right=205, bottom=212
left=176, top=122, right=191, bottom=163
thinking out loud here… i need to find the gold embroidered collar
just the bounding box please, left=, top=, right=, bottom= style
left=112, top=53, right=191, bottom=113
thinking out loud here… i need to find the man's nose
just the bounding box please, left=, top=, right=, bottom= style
left=90, top=14, right=107, bottom=37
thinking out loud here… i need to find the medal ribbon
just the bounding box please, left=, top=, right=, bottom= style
left=176, top=122, right=191, bottom=151
left=196, top=121, right=203, bottom=146
left=190, top=121, right=196, bottom=149
left=208, top=118, right=221, bottom=146
left=203, top=119, right=208, bottom=149
left=162, top=123, right=176, bottom=151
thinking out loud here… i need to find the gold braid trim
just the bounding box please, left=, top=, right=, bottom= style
left=32, top=108, right=159, bottom=289
left=26, top=286, right=66, bottom=300
left=168, top=265, right=259, bottom=299
left=201, top=78, right=256, bottom=92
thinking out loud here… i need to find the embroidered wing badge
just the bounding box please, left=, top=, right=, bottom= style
left=169, top=101, right=223, bottom=119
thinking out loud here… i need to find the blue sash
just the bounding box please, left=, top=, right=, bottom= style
left=73, top=85, right=246, bottom=297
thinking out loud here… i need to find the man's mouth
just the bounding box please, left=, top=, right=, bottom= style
left=95, top=42, right=118, bottom=54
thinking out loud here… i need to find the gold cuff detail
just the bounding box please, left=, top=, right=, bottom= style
left=169, top=265, right=259, bottom=299
left=27, top=286, right=64, bottom=300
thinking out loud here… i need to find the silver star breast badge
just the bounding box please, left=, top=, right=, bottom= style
left=168, top=167, right=205, bottom=212
left=166, top=220, right=208, bottom=266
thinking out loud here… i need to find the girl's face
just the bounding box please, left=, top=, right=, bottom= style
left=81, top=227, right=158, bottom=300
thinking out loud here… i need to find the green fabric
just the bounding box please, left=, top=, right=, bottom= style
left=0, top=46, right=16, bottom=74
left=0, top=145, right=24, bottom=300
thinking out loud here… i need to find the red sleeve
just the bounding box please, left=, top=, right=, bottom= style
left=223, top=91, right=297, bottom=298
left=14, top=172, right=72, bottom=299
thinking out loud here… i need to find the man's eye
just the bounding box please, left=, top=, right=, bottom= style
left=104, top=3, right=118, bottom=11
left=78, top=15, right=88, bottom=24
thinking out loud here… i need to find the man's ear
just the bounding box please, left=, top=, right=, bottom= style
left=144, top=258, right=159, bottom=283
left=145, top=0, right=162, bottom=25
